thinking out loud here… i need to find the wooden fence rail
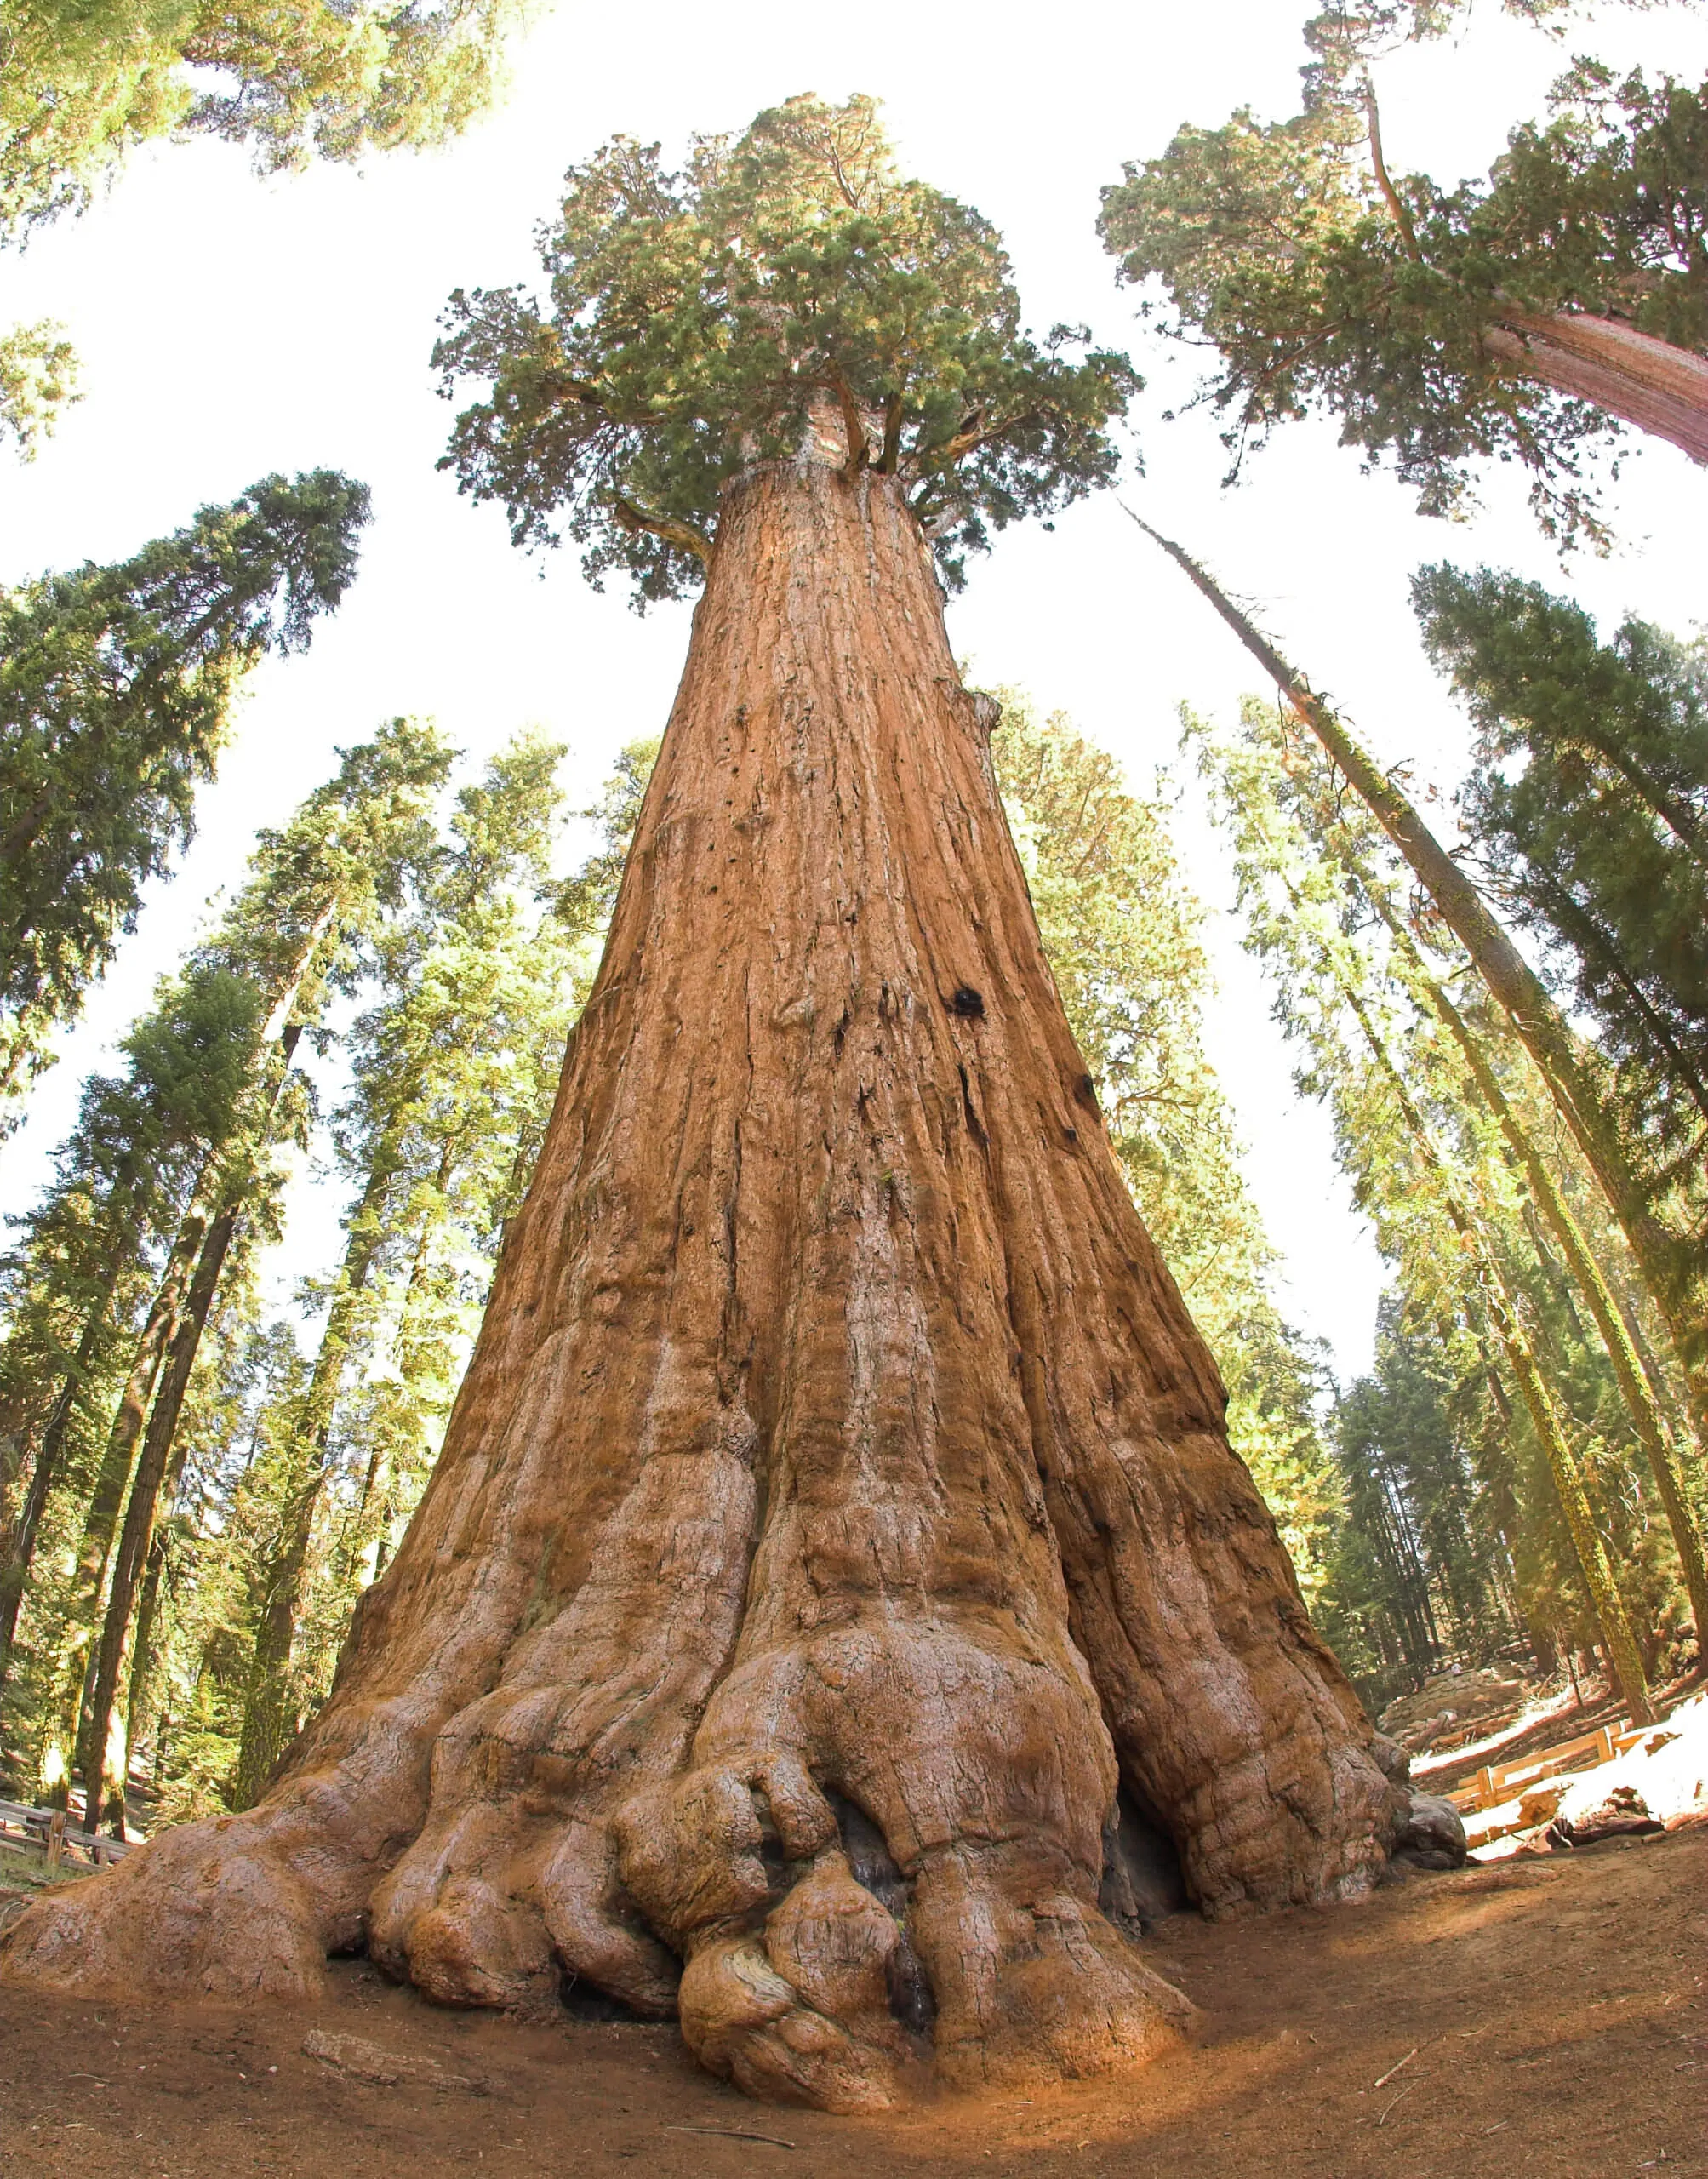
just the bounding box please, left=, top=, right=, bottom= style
left=1443, top=1721, right=1649, bottom=1816
left=0, top=1798, right=132, bottom=1870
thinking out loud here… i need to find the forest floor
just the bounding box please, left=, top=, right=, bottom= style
left=0, top=1826, right=1702, bottom=2179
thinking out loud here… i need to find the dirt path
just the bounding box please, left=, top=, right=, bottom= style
left=2, top=1830, right=1702, bottom=2179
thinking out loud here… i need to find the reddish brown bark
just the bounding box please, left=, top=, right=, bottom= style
left=0, top=450, right=1399, bottom=2108
left=1486, top=309, right=1708, bottom=467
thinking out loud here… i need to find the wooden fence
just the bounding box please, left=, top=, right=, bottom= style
left=0, top=1798, right=133, bottom=1871
left=1444, top=1720, right=1648, bottom=1816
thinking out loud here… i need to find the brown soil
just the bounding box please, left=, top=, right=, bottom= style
left=3, top=1827, right=1701, bottom=2178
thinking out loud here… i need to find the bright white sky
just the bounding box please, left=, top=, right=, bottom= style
left=1, top=0, right=1703, bottom=1384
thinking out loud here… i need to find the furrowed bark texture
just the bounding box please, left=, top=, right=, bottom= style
left=0, top=459, right=1398, bottom=2108
left=1486, top=311, right=1708, bottom=468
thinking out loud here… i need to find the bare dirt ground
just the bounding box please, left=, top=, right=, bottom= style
left=2, top=1827, right=1702, bottom=2179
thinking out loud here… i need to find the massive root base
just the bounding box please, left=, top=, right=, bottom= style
left=1, top=456, right=1402, bottom=2108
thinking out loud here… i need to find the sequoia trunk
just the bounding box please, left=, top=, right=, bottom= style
left=1485, top=311, right=1708, bottom=470
left=0, top=454, right=1399, bottom=2107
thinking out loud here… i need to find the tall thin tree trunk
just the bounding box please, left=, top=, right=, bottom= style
left=1484, top=309, right=1708, bottom=471
left=0, top=1310, right=106, bottom=1667
left=1518, top=868, right=1708, bottom=1130
left=1314, top=813, right=1708, bottom=1641
left=1334, top=975, right=1652, bottom=1721
left=0, top=458, right=1402, bottom=2109
left=56, top=1217, right=204, bottom=1734
left=340, top=1141, right=455, bottom=1599
left=231, top=1162, right=390, bottom=1810
left=123, top=1526, right=174, bottom=1800
left=78, top=1208, right=238, bottom=1832
left=1131, top=512, right=1708, bottom=1452
left=82, top=1022, right=311, bottom=1824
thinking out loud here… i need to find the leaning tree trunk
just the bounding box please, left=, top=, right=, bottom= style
left=1485, top=310, right=1708, bottom=469
left=0, top=454, right=1400, bottom=2109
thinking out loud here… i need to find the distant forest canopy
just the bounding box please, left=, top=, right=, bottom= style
left=0, top=4, right=1704, bottom=1830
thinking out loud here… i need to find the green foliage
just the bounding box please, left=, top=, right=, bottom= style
left=1324, top=1307, right=1517, bottom=1702
left=0, top=0, right=525, bottom=237
left=989, top=690, right=1344, bottom=1604
left=436, top=94, right=1140, bottom=603
left=0, top=470, right=370, bottom=1112
left=1195, top=696, right=1696, bottom=1700
left=0, top=320, right=77, bottom=459
left=1100, top=47, right=1708, bottom=543
left=1299, top=1, right=1665, bottom=104
left=1416, top=564, right=1708, bottom=1192
left=223, top=729, right=620, bottom=1806
left=0, top=718, right=448, bottom=1792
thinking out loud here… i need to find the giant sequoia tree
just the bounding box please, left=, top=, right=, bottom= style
left=0, top=97, right=1402, bottom=2109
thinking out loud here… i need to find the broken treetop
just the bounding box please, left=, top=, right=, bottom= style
left=433, top=93, right=1141, bottom=604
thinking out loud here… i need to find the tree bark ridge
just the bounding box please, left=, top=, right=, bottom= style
left=0, top=458, right=1398, bottom=2108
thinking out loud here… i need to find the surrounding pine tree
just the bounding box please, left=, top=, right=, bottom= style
left=0, top=721, right=449, bottom=1810
left=232, top=730, right=582, bottom=1807
left=1196, top=702, right=1697, bottom=1711
left=1129, top=511, right=1708, bottom=1501
left=1415, top=565, right=1708, bottom=1179
left=0, top=0, right=527, bottom=239
left=70, top=718, right=451, bottom=1830
left=123, top=730, right=642, bottom=1824
left=1100, top=20, right=1708, bottom=542
left=1327, top=1309, right=1517, bottom=1707
left=0, top=965, right=260, bottom=1676
left=0, top=472, right=371, bottom=1118
left=1270, top=655, right=1708, bottom=1644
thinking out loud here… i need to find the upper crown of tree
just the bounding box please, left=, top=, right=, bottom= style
left=434, top=94, right=1141, bottom=603
left=0, top=0, right=527, bottom=237
left=1100, top=16, right=1708, bottom=546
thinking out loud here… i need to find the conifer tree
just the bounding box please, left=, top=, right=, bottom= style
left=1414, top=566, right=1708, bottom=1169
left=233, top=731, right=577, bottom=1807
left=1, top=98, right=1404, bottom=2112
left=67, top=719, right=450, bottom=1829
left=0, top=722, right=446, bottom=1810
left=1128, top=512, right=1708, bottom=1488
left=1328, top=1311, right=1518, bottom=1701
left=1269, top=710, right=1708, bottom=1644
left=0, top=0, right=526, bottom=239
left=0, top=472, right=370, bottom=1118
left=1194, top=707, right=1657, bottom=1717
left=1100, top=21, right=1708, bottom=542
left=0, top=967, right=262, bottom=1675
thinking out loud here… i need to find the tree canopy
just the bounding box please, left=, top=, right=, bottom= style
left=0, top=0, right=525, bottom=238
left=0, top=469, right=370, bottom=1112
left=1416, top=563, right=1708, bottom=1175
left=434, top=94, right=1141, bottom=602
left=1099, top=40, right=1708, bottom=542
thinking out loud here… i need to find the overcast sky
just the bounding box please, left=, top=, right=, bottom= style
left=2, top=0, right=1703, bottom=1383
